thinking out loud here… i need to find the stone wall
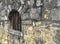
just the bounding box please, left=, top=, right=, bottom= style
left=0, top=0, right=60, bottom=44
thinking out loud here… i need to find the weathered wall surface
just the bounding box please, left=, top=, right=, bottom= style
left=0, top=0, right=60, bottom=44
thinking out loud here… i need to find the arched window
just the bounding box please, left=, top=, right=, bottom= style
left=8, top=9, right=22, bottom=32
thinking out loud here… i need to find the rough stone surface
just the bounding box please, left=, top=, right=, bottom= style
left=0, top=0, right=60, bottom=44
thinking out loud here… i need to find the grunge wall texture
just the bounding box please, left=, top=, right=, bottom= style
left=0, top=0, right=60, bottom=44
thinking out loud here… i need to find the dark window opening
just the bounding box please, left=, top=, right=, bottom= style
left=8, top=9, right=22, bottom=32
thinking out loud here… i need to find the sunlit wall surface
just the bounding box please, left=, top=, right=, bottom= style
left=0, top=0, right=60, bottom=44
